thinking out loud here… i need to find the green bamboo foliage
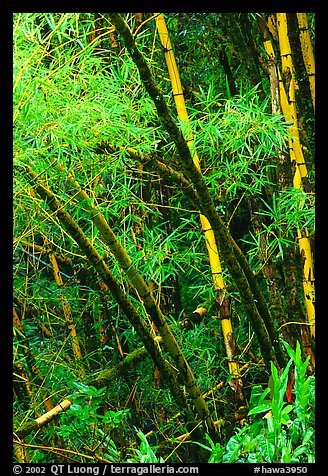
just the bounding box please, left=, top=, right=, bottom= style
left=13, top=14, right=315, bottom=464
left=108, top=13, right=283, bottom=371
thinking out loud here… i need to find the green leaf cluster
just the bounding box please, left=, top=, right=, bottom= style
left=205, top=341, right=315, bottom=463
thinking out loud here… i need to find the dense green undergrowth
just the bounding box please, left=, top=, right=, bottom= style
left=15, top=339, right=314, bottom=463
left=13, top=13, right=315, bottom=464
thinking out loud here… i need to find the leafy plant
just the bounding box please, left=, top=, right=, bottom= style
left=205, top=341, right=315, bottom=463
left=126, top=430, right=165, bottom=463
left=57, top=383, right=130, bottom=462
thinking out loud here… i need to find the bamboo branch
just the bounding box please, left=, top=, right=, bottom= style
left=93, top=142, right=198, bottom=205
left=88, top=347, right=148, bottom=388
left=15, top=399, right=72, bottom=440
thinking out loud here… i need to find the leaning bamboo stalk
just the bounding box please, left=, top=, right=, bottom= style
left=109, top=13, right=279, bottom=372
left=15, top=399, right=72, bottom=440
left=22, top=165, right=203, bottom=429
left=55, top=164, right=216, bottom=436
left=35, top=400, right=71, bottom=427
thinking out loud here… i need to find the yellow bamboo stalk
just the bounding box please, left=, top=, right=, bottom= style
left=262, top=15, right=315, bottom=337
left=296, top=13, right=315, bottom=109
left=276, top=14, right=315, bottom=337
left=267, top=14, right=278, bottom=42
left=35, top=399, right=72, bottom=427
left=276, top=13, right=298, bottom=114
left=261, top=20, right=304, bottom=182
left=13, top=307, right=55, bottom=412
left=276, top=14, right=308, bottom=183
left=155, top=13, right=242, bottom=383
left=15, top=399, right=72, bottom=440
left=47, top=248, right=83, bottom=360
